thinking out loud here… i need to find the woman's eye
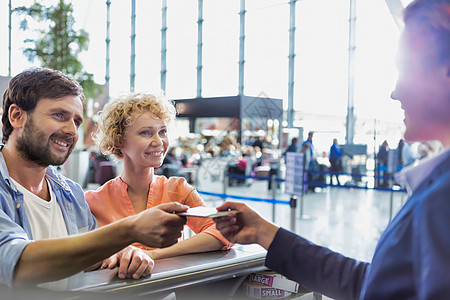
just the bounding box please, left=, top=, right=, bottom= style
left=159, top=129, right=167, bottom=136
left=140, top=130, right=151, bottom=136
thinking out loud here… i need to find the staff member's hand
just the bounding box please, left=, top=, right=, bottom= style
left=213, top=201, right=279, bottom=250
left=101, top=245, right=154, bottom=279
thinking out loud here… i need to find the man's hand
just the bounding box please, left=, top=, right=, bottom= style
left=213, top=201, right=279, bottom=250
left=133, top=202, right=188, bottom=248
left=100, top=245, right=154, bottom=279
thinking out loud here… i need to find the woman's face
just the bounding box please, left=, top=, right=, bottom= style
left=120, top=111, right=169, bottom=168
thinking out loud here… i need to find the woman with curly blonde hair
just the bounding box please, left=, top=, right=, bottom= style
left=85, top=92, right=231, bottom=261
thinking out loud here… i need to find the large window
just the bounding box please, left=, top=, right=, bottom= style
left=165, top=0, right=197, bottom=99
left=202, top=0, right=239, bottom=97
left=245, top=0, right=289, bottom=101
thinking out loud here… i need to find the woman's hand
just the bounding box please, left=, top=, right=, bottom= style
left=100, top=245, right=154, bottom=279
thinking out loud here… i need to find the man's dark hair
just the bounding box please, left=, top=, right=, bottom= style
left=2, top=68, right=86, bottom=143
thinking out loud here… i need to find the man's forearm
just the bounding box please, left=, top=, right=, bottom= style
left=14, top=217, right=134, bottom=286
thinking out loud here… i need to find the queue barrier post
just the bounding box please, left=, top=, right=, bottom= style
left=271, top=175, right=277, bottom=223
left=222, top=169, right=228, bottom=203
left=290, top=196, right=297, bottom=232
left=389, top=174, right=394, bottom=222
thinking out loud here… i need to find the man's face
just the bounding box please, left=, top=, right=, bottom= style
left=391, top=27, right=450, bottom=144
left=16, top=96, right=83, bottom=167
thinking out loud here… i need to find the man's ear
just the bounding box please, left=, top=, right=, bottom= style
left=8, top=104, right=27, bottom=129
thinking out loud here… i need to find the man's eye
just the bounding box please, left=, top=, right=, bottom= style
left=54, top=113, right=63, bottom=119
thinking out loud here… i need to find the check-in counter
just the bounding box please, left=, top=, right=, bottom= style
left=40, top=244, right=268, bottom=299
left=3, top=244, right=320, bottom=300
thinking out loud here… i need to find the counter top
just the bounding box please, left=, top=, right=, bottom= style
left=39, top=244, right=267, bottom=298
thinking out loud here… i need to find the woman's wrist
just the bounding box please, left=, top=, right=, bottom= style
left=145, top=248, right=161, bottom=260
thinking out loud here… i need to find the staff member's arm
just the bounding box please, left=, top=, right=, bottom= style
left=214, top=201, right=369, bottom=300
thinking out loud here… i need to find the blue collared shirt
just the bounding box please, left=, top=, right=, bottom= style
left=395, top=148, right=449, bottom=195
left=0, top=150, right=97, bottom=287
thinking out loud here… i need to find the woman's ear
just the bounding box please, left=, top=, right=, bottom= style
left=8, top=104, right=27, bottom=129
left=115, top=138, right=123, bottom=149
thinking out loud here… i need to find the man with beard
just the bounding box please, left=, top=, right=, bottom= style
left=0, top=68, right=189, bottom=287
left=214, top=0, right=450, bottom=299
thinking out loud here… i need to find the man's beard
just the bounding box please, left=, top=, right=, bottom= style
left=16, top=116, right=75, bottom=167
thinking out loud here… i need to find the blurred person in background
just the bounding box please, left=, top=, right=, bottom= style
left=376, top=140, right=389, bottom=187
left=252, top=135, right=266, bottom=150
left=329, top=138, right=343, bottom=185
left=283, top=137, right=299, bottom=157
left=302, top=131, right=315, bottom=164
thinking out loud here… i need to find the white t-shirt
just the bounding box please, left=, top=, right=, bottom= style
left=11, top=178, right=68, bottom=240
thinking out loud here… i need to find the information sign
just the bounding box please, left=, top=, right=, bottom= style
left=285, top=152, right=304, bottom=196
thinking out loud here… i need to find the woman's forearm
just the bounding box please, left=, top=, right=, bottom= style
left=147, top=232, right=224, bottom=260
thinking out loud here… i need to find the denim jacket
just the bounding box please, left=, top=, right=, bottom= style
left=0, top=149, right=97, bottom=287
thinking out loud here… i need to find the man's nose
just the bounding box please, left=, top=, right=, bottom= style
left=62, top=119, right=77, bottom=135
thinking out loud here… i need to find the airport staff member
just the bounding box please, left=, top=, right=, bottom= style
left=214, top=0, right=450, bottom=299
left=0, top=68, right=188, bottom=287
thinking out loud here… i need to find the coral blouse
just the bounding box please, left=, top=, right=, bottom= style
left=85, top=176, right=231, bottom=250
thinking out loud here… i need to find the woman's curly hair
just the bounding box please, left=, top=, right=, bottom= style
left=93, top=92, right=176, bottom=160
